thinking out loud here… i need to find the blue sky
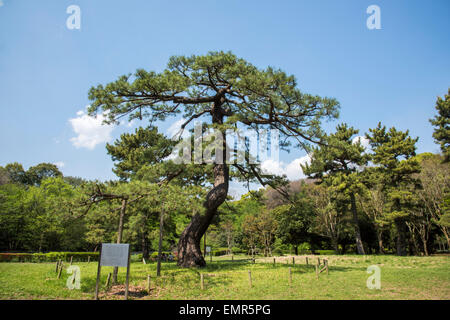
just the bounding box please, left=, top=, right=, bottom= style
left=0, top=0, right=449, bottom=196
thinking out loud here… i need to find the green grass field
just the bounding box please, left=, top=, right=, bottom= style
left=0, top=254, right=449, bottom=300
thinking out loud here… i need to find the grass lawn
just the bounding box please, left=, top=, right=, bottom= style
left=0, top=254, right=449, bottom=300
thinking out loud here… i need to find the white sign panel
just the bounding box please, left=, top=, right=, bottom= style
left=206, top=246, right=211, bottom=253
left=100, top=243, right=130, bottom=267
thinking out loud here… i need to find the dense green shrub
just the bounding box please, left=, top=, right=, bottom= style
left=272, top=238, right=290, bottom=255
left=211, top=247, right=231, bottom=256
left=149, top=251, right=177, bottom=261
left=130, top=253, right=143, bottom=262
left=231, top=247, right=245, bottom=254
left=298, top=242, right=311, bottom=254
left=315, top=250, right=336, bottom=255
left=0, top=252, right=99, bottom=263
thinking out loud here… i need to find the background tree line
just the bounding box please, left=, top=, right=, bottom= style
left=0, top=60, right=448, bottom=258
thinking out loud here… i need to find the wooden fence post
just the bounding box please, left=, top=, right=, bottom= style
left=200, top=273, right=204, bottom=290
left=289, top=267, right=292, bottom=285
left=105, top=272, right=111, bottom=288
left=292, top=257, right=295, bottom=265
left=325, top=259, right=329, bottom=275
left=248, top=270, right=252, bottom=288
left=87, top=256, right=90, bottom=264
left=57, top=263, right=63, bottom=279
left=55, top=260, right=59, bottom=273
left=273, top=258, right=276, bottom=266
left=306, top=257, right=309, bottom=266
left=147, top=275, right=151, bottom=294
left=315, top=264, right=319, bottom=280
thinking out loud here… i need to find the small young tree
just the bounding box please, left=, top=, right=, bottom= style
left=273, top=188, right=315, bottom=255
left=415, top=153, right=450, bottom=249
left=307, top=184, right=343, bottom=254
left=256, top=210, right=277, bottom=257
left=242, top=215, right=259, bottom=257
left=357, top=182, right=388, bottom=254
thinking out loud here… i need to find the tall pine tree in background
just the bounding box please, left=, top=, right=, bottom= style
left=366, top=123, right=420, bottom=256
left=429, top=88, right=450, bottom=162
left=302, top=123, right=369, bottom=254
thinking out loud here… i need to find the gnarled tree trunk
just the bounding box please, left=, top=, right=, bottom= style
left=177, top=102, right=229, bottom=267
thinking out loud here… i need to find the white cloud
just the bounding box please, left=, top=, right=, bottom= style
left=167, top=118, right=188, bottom=139
left=352, top=136, right=370, bottom=151
left=261, top=154, right=311, bottom=181
left=69, top=109, right=114, bottom=150
left=53, top=161, right=65, bottom=169
left=261, top=159, right=286, bottom=176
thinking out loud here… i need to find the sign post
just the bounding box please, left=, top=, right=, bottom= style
left=94, top=243, right=131, bottom=300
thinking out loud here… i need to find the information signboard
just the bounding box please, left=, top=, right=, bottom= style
left=100, top=243, right=130, bottom=267
left=94, top=243, right=131, bottom=300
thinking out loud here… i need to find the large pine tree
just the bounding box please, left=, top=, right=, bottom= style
left=87, top=51, right=339, bottom=267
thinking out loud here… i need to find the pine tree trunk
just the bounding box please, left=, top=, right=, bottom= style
left=419, top=229, right=429, bottom=256
left=38, top=233, right=44, bottom=253
left=423, top=239, right=429, bottom=256
left=350, top=193, right=365, bottom=255
left=331, top=237, right=339, bottom=254
left=442, top=228, right=450, bottom=249
left=395, top=219, right=407, bottom=256
left=113, top=199, right=127, bottom=283
left=156, top=209, right=164, bottom=276
left=376, top=228, right=385, bottom=254
left=177, top=103, right=229, bottom=268
left=142, top=229, right=149, bottom=260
